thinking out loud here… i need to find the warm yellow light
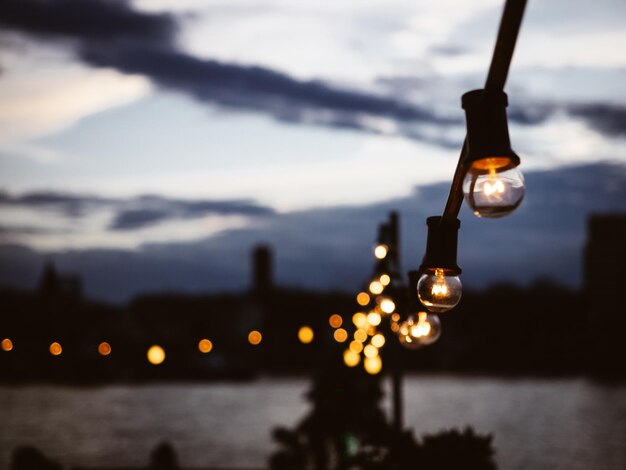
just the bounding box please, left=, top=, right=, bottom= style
left=98, top=342, right=111, bottom=356
left=372, top=333, right=386, bottom=348
left=298, top=326, right=314, bottom=344
left=390, top=322, right=400, bottom=332
left=356, top=292, right=370, bottom=306
left=349, top=340, right=363, bottom=353
left=380, top=298, right=395, bottom=314
left=147, top=345, right=165, bottom=365
left=367, top=312, right=382, bottom=326
left=333, top=328, right=348, bottom=343
left=431, top=268, right=449, bottom=298
left=367, top=324, right=376, bottom=336
left=364, top=355, right=382, bottom=375
left=198, top=339, right=213, bottom=353
left=329, top=314, right=343, bottom=328
left=380, top=274, right=391, bottom=286
left=369, top=280, right=384, bottom=295
left=352, top=312, right=368, bottom=328
left=354, top=329, right=368, bottom=343
left=248, top=330, right=262, bottom=345
left=49, top=342, right=62, bottom=356
left=374, top=244, right=388, bottom=259
left=1, top=338, right=13, bottom=351
left=343, top=349, right=361, bottom=367
left=364, top=344, right=379, bottom=358
left=391, top=313, right=401, bottom=323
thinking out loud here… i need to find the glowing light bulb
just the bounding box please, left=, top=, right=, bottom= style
left=463, top=160, right=524, bottom=218
left=344, top=349, right=361, bottom=367
left=417, top=268, right=462, bottom=313
left=380, top=274, right=391, bottom=286
left=367, top=311, right=382, bottom=326
left=374, top=244, right=388, bottom=259
left=412, top=312, right=442, bottom=345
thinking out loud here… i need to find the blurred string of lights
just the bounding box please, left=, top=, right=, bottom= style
left=415, top=0, right=528, bottom=314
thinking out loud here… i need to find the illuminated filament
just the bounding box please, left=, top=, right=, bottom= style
left=431, top=268, right=449, bottom=298
left=483, top=168, right=506, bottom=197
left=411, top=312, right=432, bottom=337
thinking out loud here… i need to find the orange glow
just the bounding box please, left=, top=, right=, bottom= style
left=343, top=349, right=361, bottom=367
left=367, top=312, right=382, bottom=326
left=333, top=328, right=348, bottom=343
left=364, top=344, right=379, bottom=358
left=354, top=329, right=368, bottom=343
left=391, top=313, right=401, bottom=323
left=298, top=326, right=314, bottom=344
left=147, top=345, right=165, bottom=365
left=352, top=312, right=368, bottom=328
left=369, top=280, right=384, bottom=295
left=1, top=338, right=13, bottom=351
left=248, top=330, right=262, bottom=345
left=364, top=355, right=382, bottom=375
left=98, top=342, right=111, bottom=356
left=372, top=333, right=386, bottom=348
left=349, top=340, right=363, bottom=353
left=356, top=292, right=370, bottom=306
left=329, top=314, right=343, bottom=328
left=198, top=339, right=213, bottom=353
left=380, top=274, right=391, bottom=286
left=49, top=342, right=62, bottom=356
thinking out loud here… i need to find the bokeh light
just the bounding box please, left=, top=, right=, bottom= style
left=49, top=342, right=62, bottom=356
left=380, top=274, right=391, bottom=286
left=380, top=298, right=395, bottom=314
left=369, top=280, right=384, bottom=295
left=367, top=312, right=382, bottom=326
left=372, top=333, right=386, bottom=348
left=374, top=244, right=388, bottom=259
left=298, top=326, right=314, bottom=344
left=364, top=355, right=382, bottom=375
left=147, top=345, right=165, bottom=364
left=354, top=329, right=368, bottom=343
left=343, top=349, right=361, bottom=367
left=356, top=292, right=370, bottom=306
left=352, top=312, right=368, bottom=328
left=364, top=344, right=379, bottom=358
left=333, top=328, right=348, bottom=343
left=98, top=342, right=111, bottom=356
left=1, top=338, right=13, bottom=351
left=349, top=340, right=363, bottom=353
left=248, top=330, right=262, bottom=345
left=198, top=339, right=213, bottom=353
left=329, top=314, right=343, bottom=328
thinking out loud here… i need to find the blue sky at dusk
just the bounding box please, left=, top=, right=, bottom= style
left=0, top=0, right=625, bottom=301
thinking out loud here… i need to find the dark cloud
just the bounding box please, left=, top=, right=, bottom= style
left=0, top=0, right=453, bottom=136
left=567, top=103, right=626, bottom=137
left=0, top=191, right=274, bottom=230
left=1, top=163, right=624, bottom=302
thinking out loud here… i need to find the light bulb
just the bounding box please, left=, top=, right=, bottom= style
left=417, top=268, right=462, bottom=313
left=411, top=312, right=441, bottom=345
left=398, top=318, right=421, bottom=350
left=463, top=160, right=524, bottom=218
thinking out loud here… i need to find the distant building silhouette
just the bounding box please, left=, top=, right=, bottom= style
left=38, top=261, right=82, bottom=300
left=584, top=213, right=626, bottom=376
left=252, top=244, right=273, bottom=294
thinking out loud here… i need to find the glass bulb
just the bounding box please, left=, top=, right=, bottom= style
left=417, top=268, right=462, bottom=313
left=411, top=312, right=441, bottom=345
left=463, top=161, right=524, bottom=218
left=398, top=318, right=421, bottom=350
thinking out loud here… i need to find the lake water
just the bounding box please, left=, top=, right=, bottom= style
left=1, top=376, right=624, bottom=469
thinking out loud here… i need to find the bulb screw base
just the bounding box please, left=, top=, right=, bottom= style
left=461, top=88, right=520, bottom=174
left=419, top=216, right=462, bottom=276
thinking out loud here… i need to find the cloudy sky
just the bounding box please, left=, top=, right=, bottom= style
left=0, top=0, right=625, bottom=301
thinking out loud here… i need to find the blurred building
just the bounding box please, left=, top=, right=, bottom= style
left=584, top=213, right=626, bottom=377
